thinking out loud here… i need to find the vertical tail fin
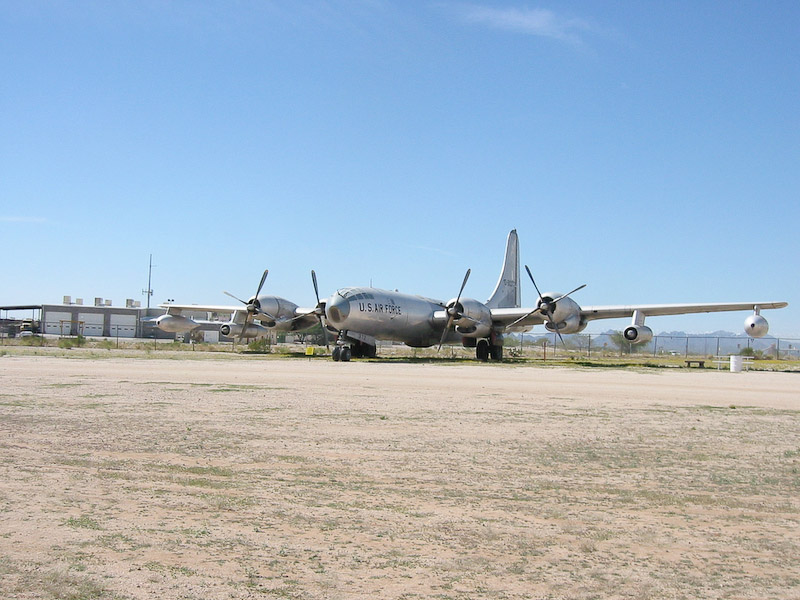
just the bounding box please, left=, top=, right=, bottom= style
left=486, top=229, right=520, bottom=308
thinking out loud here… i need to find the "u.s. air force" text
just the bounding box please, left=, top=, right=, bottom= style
left=358, top=302, right=402, bottom=315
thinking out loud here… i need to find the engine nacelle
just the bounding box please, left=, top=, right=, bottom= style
left=449, top=298, right=492, bottom=339
left=744, top=314, right=769, bottom=338
left=623, top=324, right=653, bottom=344
left=539, top=294, right=586, bottom=334
left=251, top=295, right=289, bottom=322
left=219, top=322, right=269, bottom=339
left=544, top=313, right=587, bottom=335
left=154, top=314, right=199, bottom=333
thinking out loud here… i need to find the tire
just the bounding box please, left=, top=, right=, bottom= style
left=476, top=339, right=490, bottom=362
left=341, top=347, right=352, bottom=362
left=490, top=344, right=503, bottom=361
left=332, top=347, right=342, bottom=361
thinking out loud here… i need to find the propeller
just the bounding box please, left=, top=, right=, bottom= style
left=507, top=265, right=586, bottom=346
left=311, top=270, right=330, bottom=350
left=223, top=269, right=277, bottom=342
left=283, top=270, right=330, bottom=349
left=438, top=268, right=471, bottom=351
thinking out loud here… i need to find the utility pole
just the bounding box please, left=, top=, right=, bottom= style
left=142, top=254, right=154, bottom=309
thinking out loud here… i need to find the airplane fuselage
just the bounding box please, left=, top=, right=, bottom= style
left=325, top=287, right=459, bottom=347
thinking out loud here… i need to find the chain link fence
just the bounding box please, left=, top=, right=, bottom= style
left=515, top=333, right=800, bottom=360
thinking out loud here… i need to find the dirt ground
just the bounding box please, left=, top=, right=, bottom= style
left=1, top=354, right=798, bottom=599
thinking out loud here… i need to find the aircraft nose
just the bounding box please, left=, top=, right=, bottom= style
left=325, top=293, right=350, bottom=325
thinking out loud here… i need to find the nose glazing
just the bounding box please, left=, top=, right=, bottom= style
left=325, top=293, right=350, bottom=325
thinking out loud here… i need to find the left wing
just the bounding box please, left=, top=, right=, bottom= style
left=154, top=302, right=321, bottom=337
left=151, top=304, right=237, bottom=333
left=162, top=303, right=238, bottom=315
left=490, top=300, right=788, bottom=340
left=579, top=301, right=789, bottom=321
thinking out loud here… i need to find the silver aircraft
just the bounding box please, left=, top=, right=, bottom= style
left=317, top=230, right=787, bottom=361
left=157, top=230, right=787, bottom=360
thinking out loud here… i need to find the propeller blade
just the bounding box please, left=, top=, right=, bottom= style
left=438, top=268, right=471, bottom=351
left=320, top=320, right=330, bottom=350
left=552, top=283, right=586, bottom=304
left=310, top=270, right=329, bottom=350
left=312, top=270, right=321, bottom=305
left=438, top=315, right=455, bottom=351
left=254, top=309, right=278, bottom=322
left=254, top=269, right=269, bottom=299
left=238, top=313, right=252, bottom=343
left=223, top=291, right=248, bottom=305
left=524, top=265, right=544, bottom=301
left=456, top=268, right=471, bottom=305
left=288, top=311, right=314, bottom=323
left=507, top=308, right=539, bottom=329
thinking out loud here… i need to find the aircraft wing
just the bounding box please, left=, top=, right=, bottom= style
left=161, top=303, right=238, bottom=315
left=489, top=301, right=788, bottom=332
left=163, top=303, right=324, bottom=330
left=579, top=301, right=788, bottom=322
left=291, top=307, right=322, bottom=330
left=488, top=307, right=546, bottom=330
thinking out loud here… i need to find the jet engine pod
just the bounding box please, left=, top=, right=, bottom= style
left=154, top=315, right=198, bottom=333
left=219, top=323, right=268, bottom=339
left=623, top=324, right=653, bottom=344
left=744, top=314, right=769, bottom=338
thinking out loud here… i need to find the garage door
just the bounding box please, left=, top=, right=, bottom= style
left=109, top=314, right=137, bottom=338
left=78, top=313, right=105, bottom=337
left=43, top=311, right=72, bottom=335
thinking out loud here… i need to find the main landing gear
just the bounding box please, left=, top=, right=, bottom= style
left=474, top=339, right=503, bottom=362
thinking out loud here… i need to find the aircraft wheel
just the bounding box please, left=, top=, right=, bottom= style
left=332, top=347, right=342, bottom=361
left=490, top=344, right=503, bottom=361
left=340, top=347, right=352, bottom=362
left=476, top=339, right=490, bottom=362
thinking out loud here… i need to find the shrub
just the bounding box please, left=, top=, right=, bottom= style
left=247, top=338, right=271, bottom=353
left=19, top=335, right=47, bottom=347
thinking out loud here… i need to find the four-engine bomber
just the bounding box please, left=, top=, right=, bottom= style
left=154, top=230, right=788, bottom=362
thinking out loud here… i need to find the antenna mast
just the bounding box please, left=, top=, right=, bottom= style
left=142, top=254, right=154, bottom=309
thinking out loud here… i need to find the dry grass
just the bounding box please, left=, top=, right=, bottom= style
left=0, top=355, right=798, bottom=599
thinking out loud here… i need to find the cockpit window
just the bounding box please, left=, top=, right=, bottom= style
left=343, top=290, right=375, bottom=303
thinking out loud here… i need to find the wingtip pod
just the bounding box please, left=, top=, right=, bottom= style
left=745, top=313, right=769, bottom=338
left=743, top=301, right=791, bottom=338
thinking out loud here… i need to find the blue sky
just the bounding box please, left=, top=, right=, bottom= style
left=2, top=1, right=798, bottom=336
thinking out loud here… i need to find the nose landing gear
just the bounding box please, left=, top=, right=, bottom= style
left=332, top=346, right=352, bottom=362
